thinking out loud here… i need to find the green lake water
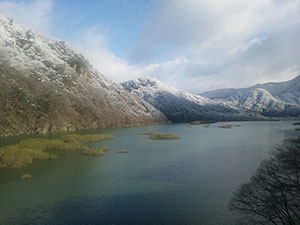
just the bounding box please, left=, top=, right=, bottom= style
left=0, top=121, right=297, bottom=225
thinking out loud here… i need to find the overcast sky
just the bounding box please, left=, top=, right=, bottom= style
left=0, top=0, right=299, bottom=93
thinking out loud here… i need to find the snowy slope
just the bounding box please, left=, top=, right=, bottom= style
left=254, top=75, right=300, bottom=104
left=122, top=76, right=256, bottom=122
left=201, top=77, right=300, bottom=117
left=0, top=13, right=166, bottom=136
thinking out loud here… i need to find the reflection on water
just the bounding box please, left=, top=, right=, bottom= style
left=0, top=121, right=296, bottom=225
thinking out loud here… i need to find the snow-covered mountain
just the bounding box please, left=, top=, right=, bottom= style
left=254, top=76, right=300, bottom=105
left=0, top=14, right=166, bottom=137
left=122, top=76, right=257, bottom=122
left=201, top=76, right=300, bottom=117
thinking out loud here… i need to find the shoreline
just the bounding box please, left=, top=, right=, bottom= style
left=1, top=118, right=298, bottom=139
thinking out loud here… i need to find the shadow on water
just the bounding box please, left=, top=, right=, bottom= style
left=4, top=188, right=229, bottom=225
left=2, top=145, right=270, bottom=225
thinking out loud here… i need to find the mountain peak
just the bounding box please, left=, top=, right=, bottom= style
left=121, top=76, right=254, bottom=122
left=136, top=76, right=162, bottom=87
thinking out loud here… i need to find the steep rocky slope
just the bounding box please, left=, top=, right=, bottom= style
left=0, top=14, right=166, bottom=137
left=122, top=76, right=257, bottom=122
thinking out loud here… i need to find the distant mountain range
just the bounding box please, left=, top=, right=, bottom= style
left=201, top=76, right=300, bottom=117
left=0, top=14, right=166, bottom=137
left=0, top=12, right=299, bottom=137
left=122, top=76, right=300, bottom=122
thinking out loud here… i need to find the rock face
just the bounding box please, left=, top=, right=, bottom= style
left=201, top=76, right=300, bottom=117
left=0, top=14, right=166, bottom=137
left=122, top=76, right=257, bottom=122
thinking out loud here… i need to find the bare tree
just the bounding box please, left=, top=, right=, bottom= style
left=229, top=137, right=300, bottom=225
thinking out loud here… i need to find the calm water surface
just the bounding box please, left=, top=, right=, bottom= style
left=0, top=121, right=297, bottom=225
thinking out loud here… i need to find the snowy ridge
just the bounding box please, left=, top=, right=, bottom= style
left=254, top=75, right=300, bottom=105
left=201, top=77, right=300, bottom=117
left=122, top=76, right=257, bottom=122
left=123, top=76, right=213, bottom=105
left=0, top=13, right=166, bottom=136
left=0, top=13, right=106, bottom=89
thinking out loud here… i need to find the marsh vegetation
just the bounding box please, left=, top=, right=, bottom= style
left=218, top=124, right=241, bottom=129
left=82, top=146, right=110, bottom=156
left=190, top=121, right=203, bottom=125
left=20, top=173, right=32, bottom=179
left=143, top=132, right=180, bottom=140
left=190, top=121, right=216, bottom=125
left=218, top=125, right=234, bottom=129
left=0, top=134, right=113, bottom=168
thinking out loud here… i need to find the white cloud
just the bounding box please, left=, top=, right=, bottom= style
left=72, top=25, right=141, bottom=82
left=72, top=26, right=190, bottom=84
left=0, top=0, right=299, bottom=93
left=0, top=0, right=53, bottom=35
left=131, top=0, right=300, bottom=92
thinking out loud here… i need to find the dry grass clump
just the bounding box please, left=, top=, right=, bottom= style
left=82, top=146, right=110, bottom=156
left=190, top=121, right=216, bottom=125
left=0, top=145, right=57, bottom=168
left=218, top=124, right=241, bottom=129
left=190, top=121, right=203, bottom=125
left=0, top=134, right=114, bottom=168
left=61, top=134, right=114, bottom=144
left=218, top=125, right=233, bottom=129
left=82, top=148, right=105, bottom=156
left=295, top=128, right=300, bottom=131
left=21, top=173, right=32, bottom=179
left=143, top=132, right=180, bottom=140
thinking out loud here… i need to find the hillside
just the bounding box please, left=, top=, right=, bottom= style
left=0, top=14, right=166, bottom=137
left=121, top=76, right=257, bottom=122
left=254, top=75, right=300, bottom=104
left=201, top=76, right=300, bottom=117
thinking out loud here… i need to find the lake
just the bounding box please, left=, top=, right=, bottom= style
left=0, top=121, right=297, bottom=225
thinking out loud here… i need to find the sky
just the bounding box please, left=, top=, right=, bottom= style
left=0, top=0, right=300, bottom=93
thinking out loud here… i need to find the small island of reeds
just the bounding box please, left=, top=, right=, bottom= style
left=143, top=132, right=180, bottom=140
left=293, top=122, right=300, bottom=125
left=190, top=121, right=216, bottom=125
left=218, top=125, right=241, bottom=129
left=0, top=134, right=114, bottom=168
left=190, top=121, right=203, bottom=125
left=82, top=146, right=110, bottom=156
left=21, top=173, right=32, bottom=179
